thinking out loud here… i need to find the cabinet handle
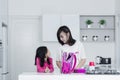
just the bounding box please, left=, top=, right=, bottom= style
left=2, top=22, right=8, bottom=27
left=118, top=22, right=119, bottom=28
left=117, top=21, right=119, bottom=28
left=2, top=72, right=9, bottom=75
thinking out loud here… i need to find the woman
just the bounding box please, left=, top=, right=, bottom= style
left=56, top=25, right=86, bottom=69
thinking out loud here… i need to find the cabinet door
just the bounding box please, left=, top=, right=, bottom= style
left=0, top=19, right=2, bottom=41
left=1, top=0, right=8, bottom=24
left=0, top=0, right=2, bottom=40
left=0, top=0, right=8, bottom=40
left=42, top=15, right=61, bottom=41
left=42, top=15, right=80, bottom=41
left=116, top=14, right=120, bottom=69
left=116, top=0, right=120, bottom=14
left=61, top=15, right=80, bottom=40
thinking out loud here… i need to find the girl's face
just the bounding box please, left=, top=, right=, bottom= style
left=60, top=31, right=69, bottom=44
left=45, top=49, right=50, bottom=58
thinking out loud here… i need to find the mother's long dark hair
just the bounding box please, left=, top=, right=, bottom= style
left=35, top=46, right=50, bottom=67
left=57, top=25, right=76, bottom=46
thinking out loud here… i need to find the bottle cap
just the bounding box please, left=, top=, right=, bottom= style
left=89, top=62, right=95, bottom=66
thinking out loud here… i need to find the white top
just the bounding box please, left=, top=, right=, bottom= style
left=56, top=40, right=86, bottom=67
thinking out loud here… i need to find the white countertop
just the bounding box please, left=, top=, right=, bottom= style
left=19, top=69, right=120, bottom=80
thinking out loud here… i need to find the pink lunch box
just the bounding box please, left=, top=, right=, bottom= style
left=74, top=69, right=86, bottom=73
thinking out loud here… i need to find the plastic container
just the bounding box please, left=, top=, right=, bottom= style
left=89, top=62, right=95, bottom=71
left=74, top=69, right=86, bottom=73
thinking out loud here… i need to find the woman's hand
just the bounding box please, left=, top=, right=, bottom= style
left=56, top=61, right=61, bottom=69
left=45, top=67, right=50, bottom=73
left=76, top=59, right=86, bottom=69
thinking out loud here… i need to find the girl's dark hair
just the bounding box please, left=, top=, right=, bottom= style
left=57, top=25, right=76, bottom=46
left=35, top=46, right=50, bottom=67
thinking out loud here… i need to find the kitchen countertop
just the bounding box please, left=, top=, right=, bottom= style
left=19, top=68, right=120, bottom=80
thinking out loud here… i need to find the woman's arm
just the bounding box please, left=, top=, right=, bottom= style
left=76, top=58, right=86, bottom=69
left=56, top=61, right=61, bottom=69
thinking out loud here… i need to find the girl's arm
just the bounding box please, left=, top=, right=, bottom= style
left=36, top=58, right=45, bottom=72
left=49, top=58, right=54, bottom=72
left=76, top=59, right=86, bottom=69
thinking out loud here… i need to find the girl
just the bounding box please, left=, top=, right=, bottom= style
left=35, top=46, right=54, bottom=73
left=56, top=25, right=86, bottom=69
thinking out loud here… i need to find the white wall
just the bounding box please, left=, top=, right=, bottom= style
left=8, top=0, right=115, bottom=15
left=8, top=0, right=116, bottom=80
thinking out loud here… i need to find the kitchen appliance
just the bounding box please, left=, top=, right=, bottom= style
left=95, top=56, right=111, bottom=64
left=61, top=52, right=76, bottom=74
left=0, top=22, right=9, bottom=80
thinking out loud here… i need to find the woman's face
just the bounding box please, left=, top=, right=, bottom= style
left=59, top=31, right=69, bottom=44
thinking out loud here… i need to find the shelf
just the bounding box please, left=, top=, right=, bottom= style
left=80, top=28, right=115, bottom=30
left=80, top=15, right=115, bottom=42
left=80, top=40, right=115, bottom=43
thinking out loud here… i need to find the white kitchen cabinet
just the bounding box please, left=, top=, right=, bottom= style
left=116, top=0, right=120, bottom=14
left=1, top=0, right=8, bottom=24
left=0, top=0, right=2, bottom=40
left=115, top=0, right=120, bottom=70
left=0, top=20, right=2, bottom=41
left=42, top=15, right=61, bottom=41
left=0, top=0, right=8, bottom=41
left=42, top=15, right=79, bottom=41
left=0, top=68, right=2, bottom=80
left=61, top=15, right=79, bottom=40
left=116, top=15, right=120, bottom=69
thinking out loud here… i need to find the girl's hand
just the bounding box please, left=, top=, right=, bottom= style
left=45, top=67, right=50, bottom=73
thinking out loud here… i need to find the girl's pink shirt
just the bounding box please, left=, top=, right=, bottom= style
left=36, top=57, right=54, bottom=73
